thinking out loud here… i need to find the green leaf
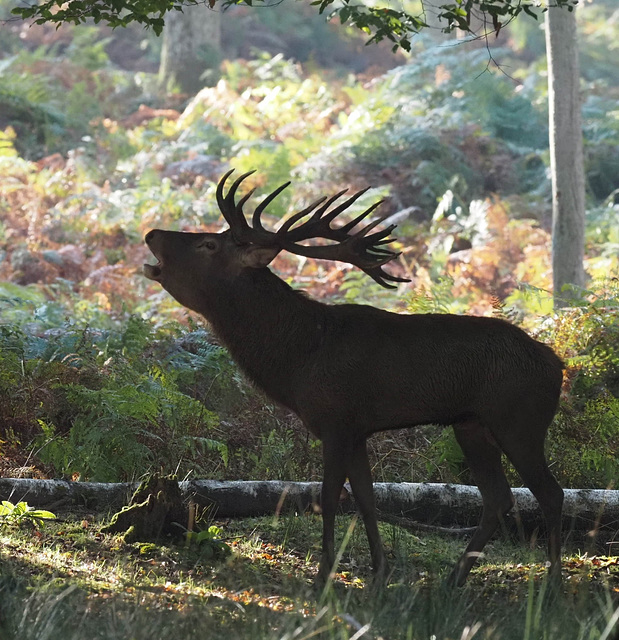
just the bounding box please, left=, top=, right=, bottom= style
left=13, top=502, right=28, bottom=515
left=28, top=509, right=57, bottom=520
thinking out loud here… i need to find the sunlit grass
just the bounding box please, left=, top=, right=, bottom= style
left=1, top=514, right=617, bottom=639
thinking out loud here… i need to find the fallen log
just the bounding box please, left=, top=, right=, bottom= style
left=0, top=478, right=617, bottom=536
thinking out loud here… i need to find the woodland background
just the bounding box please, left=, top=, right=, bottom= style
left=0, top=2, right=618, bottom=638
left=0, top=0, right=618, bottom=489
left=0, top=0, right=619, bottom=488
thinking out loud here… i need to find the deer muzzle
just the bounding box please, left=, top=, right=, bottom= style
left=144, top=230, right=163, bottom=281
left=143, top=262, right=161, bottom=280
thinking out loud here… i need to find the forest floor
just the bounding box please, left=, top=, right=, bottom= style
left=1, top=510, right=618, bottom=640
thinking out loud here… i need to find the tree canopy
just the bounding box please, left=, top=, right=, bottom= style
left=12, top=0, right=578, bottom=51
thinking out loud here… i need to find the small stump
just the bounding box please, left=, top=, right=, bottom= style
left=101, top=475, right=187, bottom=543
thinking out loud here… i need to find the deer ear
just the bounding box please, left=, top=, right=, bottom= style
left=240, top=245, right=280, bottom=268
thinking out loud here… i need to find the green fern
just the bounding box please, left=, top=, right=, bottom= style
left=406, top=277, right=460, bottom=314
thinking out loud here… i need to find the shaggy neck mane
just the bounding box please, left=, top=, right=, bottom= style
left=201, top=267, right=327, bottom=409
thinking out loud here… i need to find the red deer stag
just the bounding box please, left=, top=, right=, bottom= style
left=144, top=169, right=564, bottom=586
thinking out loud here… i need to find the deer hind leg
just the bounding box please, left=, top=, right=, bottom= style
left=449, top=420, right=515, bottom=587
left=347, top=438, right=388, bottom=581
left=494, top=423, right=564, bottom=582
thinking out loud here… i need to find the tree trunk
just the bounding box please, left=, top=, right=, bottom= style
left=545, top=3, right=586, bottom=308
left=1, top=478, right=618, bottom=535
left=158, top=4, right=222, bottom=94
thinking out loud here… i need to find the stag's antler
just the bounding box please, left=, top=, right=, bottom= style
left=216, top=169, right=409, bottom=289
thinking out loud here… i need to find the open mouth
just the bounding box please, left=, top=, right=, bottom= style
left=143, top=261, right=162, bottom=280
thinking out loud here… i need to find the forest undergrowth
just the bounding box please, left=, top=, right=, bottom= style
left=1, top=3, right=618, bottom=639
left=0, top=2, right=618, bottom=488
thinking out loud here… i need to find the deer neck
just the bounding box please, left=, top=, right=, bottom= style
left=202, top=268, right=325, bottom=409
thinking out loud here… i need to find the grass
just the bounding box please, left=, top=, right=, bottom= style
left=0, top=511, right=617, bottom=639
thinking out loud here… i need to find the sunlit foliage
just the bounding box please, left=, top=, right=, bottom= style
left=0, top=6, right=617, bottom=487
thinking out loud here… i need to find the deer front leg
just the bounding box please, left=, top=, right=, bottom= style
left=317, top=435, right=348, bottom=586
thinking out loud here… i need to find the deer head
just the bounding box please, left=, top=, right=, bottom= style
left=144, top=169, right=408, bottom=312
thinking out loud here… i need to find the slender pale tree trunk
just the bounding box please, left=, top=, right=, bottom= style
left=159, top=4, right=222, bottom=94
left=545, top=2, right=586, bottom=308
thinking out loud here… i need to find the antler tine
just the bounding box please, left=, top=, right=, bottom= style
left=216, top=170, right=257, bottom=239
left=253, top=181, right=291, bottom=231
left=351, top=215, right=392, bottom=239
left=277, top=197, right=329, bottom=235
left=366, top=265, right=410, bottom=289
left=216, top=168, right=235, bottom=212
left=359, top=224, right=400, bottom=252
left=226, top=171, right=257, bottom=212
left=338, top=200, right=383, bottom=234
left=321, top=188, right=371, bottom=225
left=284, top=190, right=349, bottom=240
left=277, top=189, right=367, bottom=243
left=300, top=189, right=348, bottom=221
left=237, top=188, right=257, bottom=212
left=367, top=246, right=398, bottom=257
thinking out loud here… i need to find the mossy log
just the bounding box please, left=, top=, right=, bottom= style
left=1, top=478, right=617, bottom=537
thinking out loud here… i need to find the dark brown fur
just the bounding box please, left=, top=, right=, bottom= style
left=144, top=226, right=564, bottom=587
